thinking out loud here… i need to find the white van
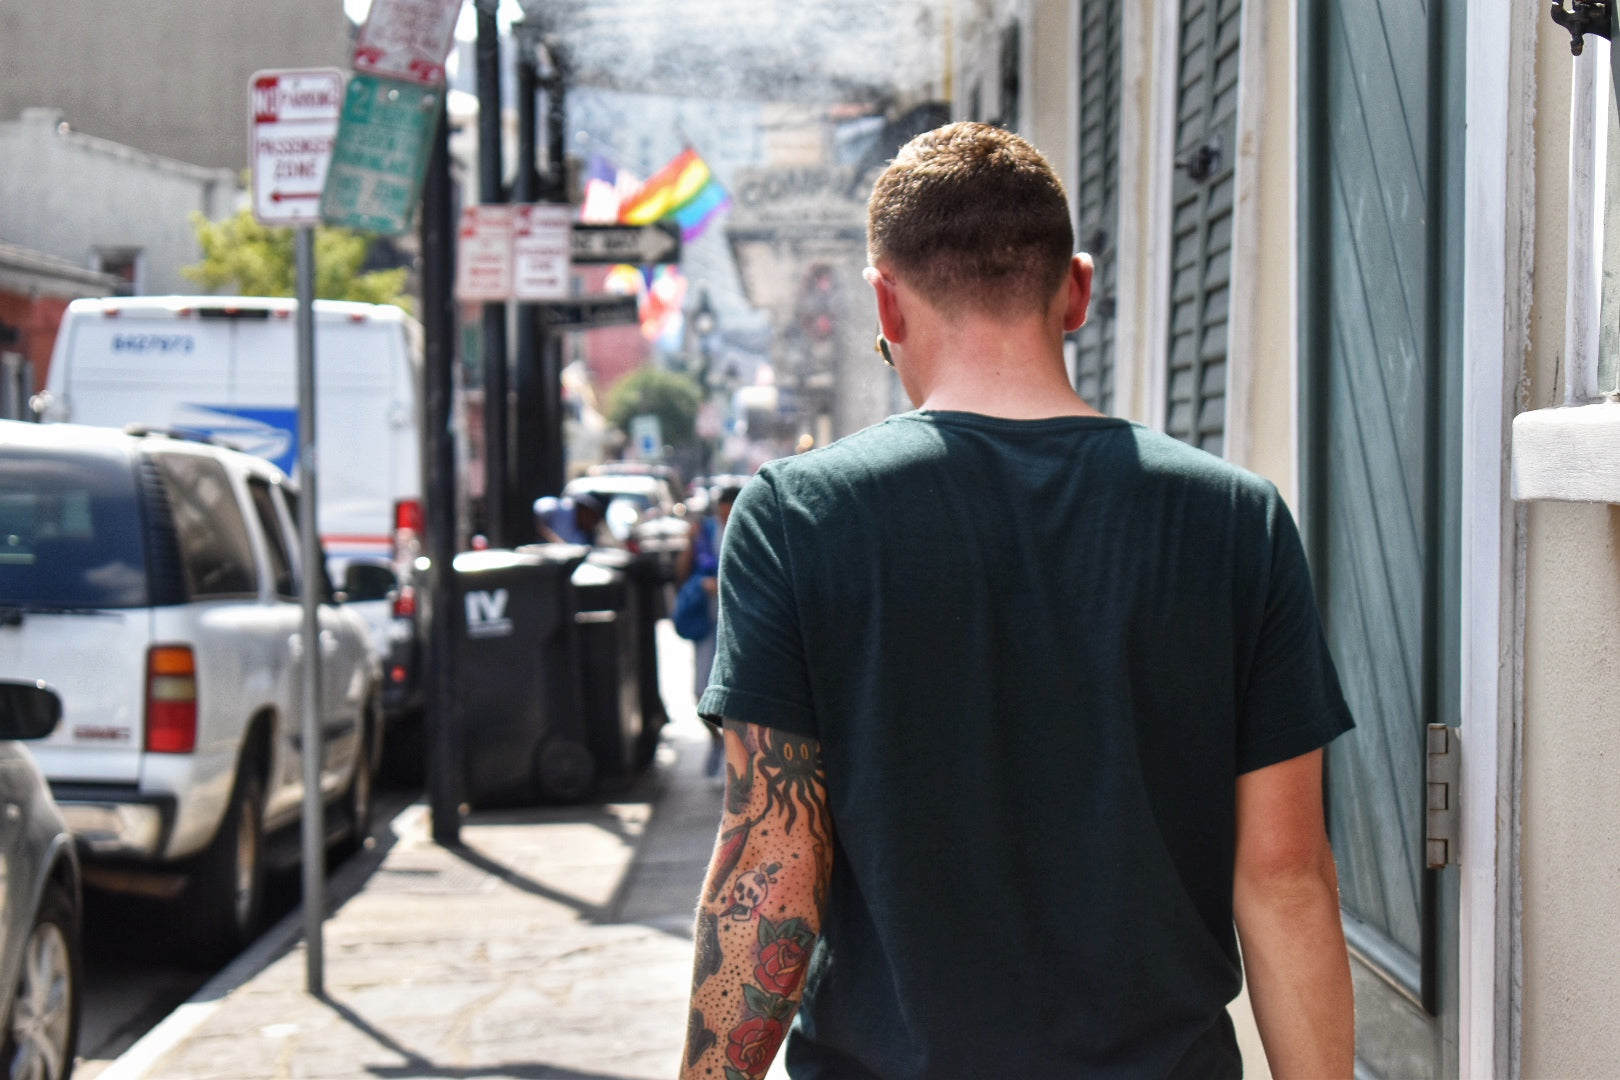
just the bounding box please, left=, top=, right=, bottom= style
left=38, top=296, right=423, bottom=573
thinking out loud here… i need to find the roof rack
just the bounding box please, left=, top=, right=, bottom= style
left=122, top=424, right=233, bottom=449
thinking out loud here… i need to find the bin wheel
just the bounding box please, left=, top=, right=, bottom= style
left=534, top=738, right=596, bottom=803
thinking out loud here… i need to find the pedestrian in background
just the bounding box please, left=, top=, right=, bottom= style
left=676, top=484, right=739, bottom=777
left=532, top=491, right=605, bottom=546
left=680, top=123, right=1355, bottom=1079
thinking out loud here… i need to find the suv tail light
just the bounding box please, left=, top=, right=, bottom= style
left=392, top=583, right=417, bottom=618
left=146, top=645, right=198, bottom=753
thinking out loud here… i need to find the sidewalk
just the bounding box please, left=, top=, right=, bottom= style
left=102, top=624, right=750, bottom=1080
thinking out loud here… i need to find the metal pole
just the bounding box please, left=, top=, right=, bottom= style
left=294, top=224, right=325, bottom=995
left=539, top=63, right=568, bottom=496
left=511, top=35, right=543, bottom=544
left=421, top=100, right=462, bottom=847
left=476, top=0, right=509, bottom=546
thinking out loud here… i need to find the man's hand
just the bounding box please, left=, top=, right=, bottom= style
left=681, top=719, right=833, bottom=1080
left=1233, top=749, right=1354, bottom=1078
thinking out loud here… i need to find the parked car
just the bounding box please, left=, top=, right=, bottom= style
left=0, top=421, right=378, bottom=965
left=0, top=681, right=81, bottom=1080
left=563, top=474, right=689, bottom=579
left=331, top=556, right=421, bottom=724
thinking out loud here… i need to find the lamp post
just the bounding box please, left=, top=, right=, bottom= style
left=690, top=288, right=719, bottom=476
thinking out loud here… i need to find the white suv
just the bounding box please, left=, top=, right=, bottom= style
left=0, top=421, right=378, bottom=963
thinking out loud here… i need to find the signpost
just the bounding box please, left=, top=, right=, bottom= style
left=512, top=205, right=572, bottom=302
left=352, top=0, right=463, bottom=85
left=570, top=222, right=682, bottom=265
left=250, top=69, right=343, bottom=226
left=454, top=205, right=515, bottom=302
left=250, top=67, right=344, bottom=1000
left=320, top=74, right=440, bottom=236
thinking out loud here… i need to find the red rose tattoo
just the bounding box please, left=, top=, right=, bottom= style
left=727, top=1015, right=784, bottom=1075
left=755, top=936, right=808, bottom=996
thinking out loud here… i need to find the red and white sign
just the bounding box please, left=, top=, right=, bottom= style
left=512, top=205, right=573, bottom=302
left=455, top=205, right=515, bottom=302
left=249, top=68, right=343, bottom=226
left=352, top=0, right=462, bottom=86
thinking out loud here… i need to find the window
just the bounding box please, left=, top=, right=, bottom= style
left=0, top=451, right=148, bottom=608
left=246, top=478, right=297, bottom=600
left=152, top=454, right=257, bottom=599
left=280, top=487, right=336, bottom=602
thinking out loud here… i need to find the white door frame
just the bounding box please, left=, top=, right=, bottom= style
left=1459, top=0, right=1514, bottom=1075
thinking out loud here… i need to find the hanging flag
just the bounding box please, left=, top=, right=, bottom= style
left=581, top=154, right=635, bottom=224
left=671, top=176, right=732, bottom=241
left=619, top=148, right=711, bottom=225
left=639, top=265, right=688, bottom=346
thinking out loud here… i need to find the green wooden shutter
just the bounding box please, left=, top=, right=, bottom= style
left=1165, top=0, right=1241, bottom=454
left=1073, top=0, right=1120, bottom=413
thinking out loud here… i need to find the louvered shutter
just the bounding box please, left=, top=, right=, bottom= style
left=1164, top=0, right=1240, bottom=454
left=1072, top=0, right=1120, bottom=413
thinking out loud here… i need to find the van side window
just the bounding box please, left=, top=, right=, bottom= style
left=151, top=454, right=257, bottom=599
left=246, top=478, right=296, bottom=600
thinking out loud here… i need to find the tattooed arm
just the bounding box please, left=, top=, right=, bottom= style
left=682, top=719, right=833, bottom=1080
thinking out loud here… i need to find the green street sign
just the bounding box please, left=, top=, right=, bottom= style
left=320, top=73, right=438, bottom=235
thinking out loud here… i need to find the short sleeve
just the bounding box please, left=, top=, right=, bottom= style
left=1236, top=497, right=1355, bottom=773
left=697, top=473, right=818, bottom=738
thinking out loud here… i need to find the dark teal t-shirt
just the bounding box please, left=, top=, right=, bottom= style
left=699, top=411, right=1353, bottom=1080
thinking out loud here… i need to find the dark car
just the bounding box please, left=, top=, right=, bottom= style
left=0, top=681, right=81, bottom=1080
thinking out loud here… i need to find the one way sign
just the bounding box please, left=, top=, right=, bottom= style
left=571, top=223, right=682, bottom=265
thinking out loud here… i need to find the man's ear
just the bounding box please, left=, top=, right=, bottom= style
left=864, top=265, right=907, bottom=343
left=1061, top=253, right=1093, bottom=334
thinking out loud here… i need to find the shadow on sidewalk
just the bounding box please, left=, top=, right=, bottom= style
left=322, top=992, right=645, bottom=1080
left=440, top=734, right=719, bottom=942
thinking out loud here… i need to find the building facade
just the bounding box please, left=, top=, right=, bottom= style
left=0, top=0, right=351, bottom=171
left=952, top=1, right=1620, bottom=1076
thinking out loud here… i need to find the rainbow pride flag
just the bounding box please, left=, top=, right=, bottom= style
left=672, top=177, right=731, bottom=241
left=619, top=148, right=713, bottom=226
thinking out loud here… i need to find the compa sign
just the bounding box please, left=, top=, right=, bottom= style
left=250, top=68, right=344, bottom=227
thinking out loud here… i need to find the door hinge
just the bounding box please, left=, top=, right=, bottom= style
left=1426, top=724, right=1461, bottom=869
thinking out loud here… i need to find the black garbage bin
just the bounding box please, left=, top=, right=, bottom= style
left=453, top=545, right=594, bottom=806
left=570, top=550, right=642, bottom=786
left=622, top=551, right=670, bottom=769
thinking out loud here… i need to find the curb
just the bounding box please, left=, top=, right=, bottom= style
left=94, top=800, right=420, bottom=1080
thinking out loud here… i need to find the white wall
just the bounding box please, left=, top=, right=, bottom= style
left=0, top=109, right=238, bottom=296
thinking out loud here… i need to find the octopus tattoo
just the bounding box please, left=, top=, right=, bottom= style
left=707, top=723, right=830, bottom=902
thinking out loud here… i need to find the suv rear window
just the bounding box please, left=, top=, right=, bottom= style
left=0, top=449, right=149, bottom=609
left=151, top=453, right=258, bottom=599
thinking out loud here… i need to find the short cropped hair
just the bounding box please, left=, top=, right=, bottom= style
left=867, top=122, right=1074, bottom=318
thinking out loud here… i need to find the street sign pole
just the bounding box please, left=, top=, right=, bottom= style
left=294, top=224, right=325, bottom=996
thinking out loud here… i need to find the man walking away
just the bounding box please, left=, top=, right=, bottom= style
left=681, top=122, right=1355, bottom=1080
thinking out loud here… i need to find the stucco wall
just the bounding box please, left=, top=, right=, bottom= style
left=0, top=109, right=237, bottom=296
left=1517, top=20, right=1620, bottom=1076
left=0, top=0, right=350, bottom=171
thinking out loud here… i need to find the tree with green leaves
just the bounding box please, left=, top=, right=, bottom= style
left=183, top=208, right=412, bottom=312
left=604, top=365, right=703, bottom=448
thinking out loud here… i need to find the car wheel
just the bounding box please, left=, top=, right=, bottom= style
left=4, top=884, right=79, bottom=1080
left=180, top=766, right=265, bottom=968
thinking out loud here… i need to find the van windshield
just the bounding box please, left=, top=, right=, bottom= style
left=0, top=450, right=148, bottom=610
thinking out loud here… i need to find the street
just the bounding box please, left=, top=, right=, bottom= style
left=75, top=787, right=420, bottom=1078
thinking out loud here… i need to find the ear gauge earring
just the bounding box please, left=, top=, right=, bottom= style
left=874, top=332, right=894, bottom=367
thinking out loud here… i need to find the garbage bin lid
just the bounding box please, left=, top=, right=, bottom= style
left=453, top=549, right=545, bottom=573
left=514, top=542, right=593, bottom=567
